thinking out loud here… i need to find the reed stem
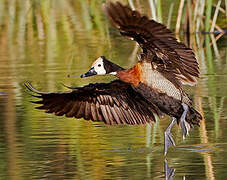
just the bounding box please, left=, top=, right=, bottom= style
left=210, top=0, right=222, bottom=32
left=156, top=0, right=162, bottom=23
left=128, top=0, right=135, bottom=10
left=205, top=0, right=213, bottom=32
left=148, top=0, right=157, bottom=21
left=196, top=0, right=205, bottom=33
left=176, top=0, right=185, bottom=34
left=225, top=0, right=227, bottom=17
left=167, top=1, right=175, bottom=28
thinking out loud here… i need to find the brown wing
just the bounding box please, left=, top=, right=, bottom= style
left=25, top=80, right=161, bottom=125
left=103, top=2, right=199, bottom=86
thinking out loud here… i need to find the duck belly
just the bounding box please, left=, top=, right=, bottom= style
left=134, top=82, right=183, bottom=117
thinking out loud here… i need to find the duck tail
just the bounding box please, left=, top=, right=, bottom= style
left=186, top=106, right=202, bottom=127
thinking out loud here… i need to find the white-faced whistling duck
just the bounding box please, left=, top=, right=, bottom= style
left=25, top=1, right=202, bottom=155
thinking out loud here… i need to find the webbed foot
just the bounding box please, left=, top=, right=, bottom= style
left=180, top=103, right=190, bottom=140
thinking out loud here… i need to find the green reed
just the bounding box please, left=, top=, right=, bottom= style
left=205, top=0, right=213, bottom=32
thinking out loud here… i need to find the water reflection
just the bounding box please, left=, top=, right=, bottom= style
left=165, top=160, right=175, bottom=180
left=0, top=0, right=227, bottom=179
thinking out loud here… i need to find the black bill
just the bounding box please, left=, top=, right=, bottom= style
left=80, top=67, right=97, bottom=78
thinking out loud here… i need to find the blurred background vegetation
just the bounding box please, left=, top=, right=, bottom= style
left=0, top=0, right=226, bottom=179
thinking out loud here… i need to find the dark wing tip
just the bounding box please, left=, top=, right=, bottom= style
left=24, top=81, right=42, bottom=94
left=102, top=1, right=114, bottom=16
left=24, top=81, right=53, bottom=96
left=102, top=2, right=120, bottom=28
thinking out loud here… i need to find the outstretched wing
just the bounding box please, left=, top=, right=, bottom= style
left=25, top=80, right=161, bottom=125
left=103, top=2, right=199, bottom=86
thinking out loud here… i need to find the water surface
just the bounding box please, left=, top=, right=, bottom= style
left=0, top=1, right=226, bottom=179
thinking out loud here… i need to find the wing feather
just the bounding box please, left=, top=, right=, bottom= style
left=75, top=101, right=85, bottom=119
left=100, top=105, right=110, bottom=124
left=25, top=80, right=158, bottom=125
left=90, top=102, right=98, bottom=121
left=110, top=106, right=121, bottom=124
left=103, top=2, right=200, bottom=86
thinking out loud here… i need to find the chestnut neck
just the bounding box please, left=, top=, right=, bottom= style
left=116, top=64, right=141, bottom=86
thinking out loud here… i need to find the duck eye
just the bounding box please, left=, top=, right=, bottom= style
left=98, top=64, right=101, bottom=67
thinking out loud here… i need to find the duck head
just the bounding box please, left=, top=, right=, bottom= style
left=80, top=56, right=124, bottom=78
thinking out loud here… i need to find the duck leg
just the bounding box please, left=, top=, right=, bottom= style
left=180, top=103, right=190, bottom=140
left=164, top=117, right=176, bottom=156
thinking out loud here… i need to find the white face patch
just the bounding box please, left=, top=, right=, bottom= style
left=91, top=57, right=106, bottom=75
